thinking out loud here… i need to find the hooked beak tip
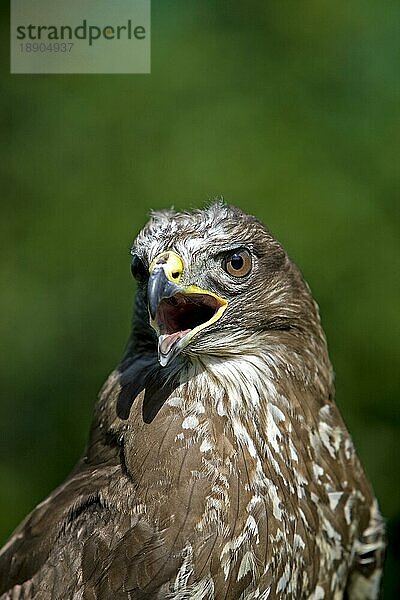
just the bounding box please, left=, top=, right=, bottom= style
left=147, top=268, right=182, bottom=322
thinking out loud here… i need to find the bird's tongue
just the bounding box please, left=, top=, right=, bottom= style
left=158, top=330, right=191, bottom=366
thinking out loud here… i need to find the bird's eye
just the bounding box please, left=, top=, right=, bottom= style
left=223, top=249, right=252, bottom=277
left=131, top=255, right=148, bottom=282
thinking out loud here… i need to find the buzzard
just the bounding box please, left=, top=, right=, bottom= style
left=0, top=203, right=385, bottom=599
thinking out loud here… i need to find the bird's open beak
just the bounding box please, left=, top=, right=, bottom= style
left=147, top=251, right=228, bottom=366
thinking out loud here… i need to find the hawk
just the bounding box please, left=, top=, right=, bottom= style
left=0, top=203, right=385, bottom=599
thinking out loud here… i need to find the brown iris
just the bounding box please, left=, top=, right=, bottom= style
left=224, top=249, right=252, bottom=277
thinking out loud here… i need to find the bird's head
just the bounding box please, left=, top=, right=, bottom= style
left=130, top=202, right=327, bottom=372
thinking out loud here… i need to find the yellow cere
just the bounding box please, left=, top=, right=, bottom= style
left=149, top=250, right=184, bottom=283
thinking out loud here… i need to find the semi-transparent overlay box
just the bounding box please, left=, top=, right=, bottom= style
left=11, top=0, right=150, bottom=74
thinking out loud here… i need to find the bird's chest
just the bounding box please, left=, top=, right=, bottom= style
left=123, top=390, right=241, bottom=527
left=120, top=389, right=326, bottom=596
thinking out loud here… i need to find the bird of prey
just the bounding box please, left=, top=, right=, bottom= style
left=0, top=203, right=385, bottom=599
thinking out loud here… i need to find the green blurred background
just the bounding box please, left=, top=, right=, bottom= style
left=1, top=1, right=399, bottom=595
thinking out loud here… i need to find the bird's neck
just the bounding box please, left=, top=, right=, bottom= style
left=119, top=346, right=329, bottom=481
